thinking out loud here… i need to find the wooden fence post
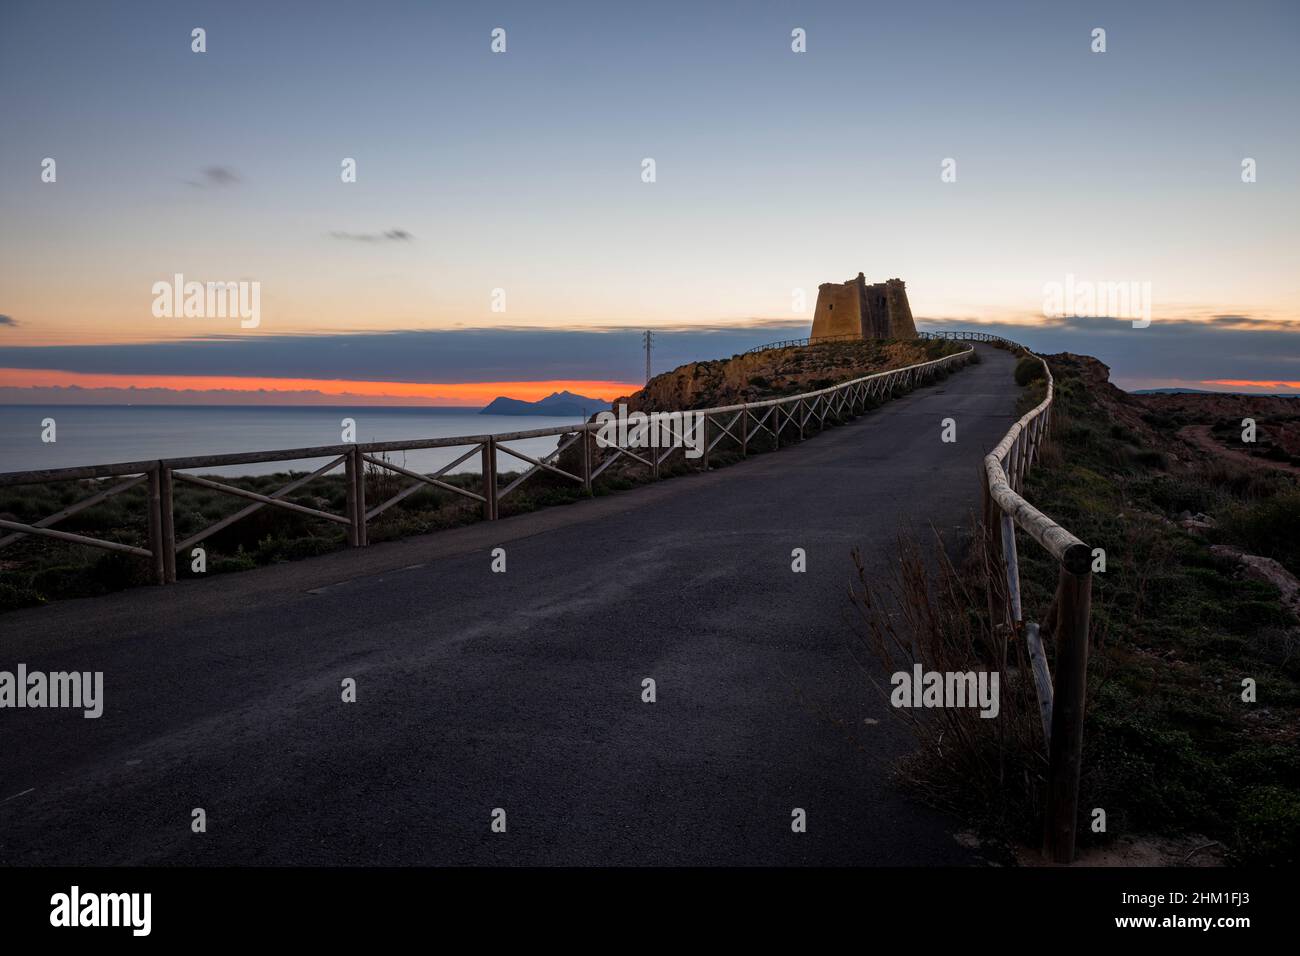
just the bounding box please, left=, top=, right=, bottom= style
left=581, top=428, right=592, bottom=495
left=344, top=450, right=359, bottom=546
left=146, top=464, right=166, bottom=585
left=701, top=413, right=711, bottom=471
left=481, top=437, right=497, bottom=520
left=980, top=465, right=1007, bottom=627
left=1000, top=512, right=1021, bottom=626
left=352, top=445, right=368, bottom=546
left=160, top=465, right=176, bottom=583
left=1013, top=435, right=1025, bottom=492
left=1044, top=565, right=1093, bottom=863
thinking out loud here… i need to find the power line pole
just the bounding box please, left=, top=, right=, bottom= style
left=643, top=330, right=653, bottom=384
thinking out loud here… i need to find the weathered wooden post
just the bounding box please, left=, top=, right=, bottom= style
left=980, top=465, right=1007, bottom=627
left=352, top=445, right=368, bottom=546
left=1009, top=434, right=1022, bottom=493
left=146, top=463, right=166, bottom=585
left=1000, top=512, right=1021, bottom=626
left=1044, top=562, right=1093, bottom=864
left=159, top=465, right=177, bottom=583
left=481, top=436, right=497, bottom=520
left=344, top=450, right=359, bottom=546
left=701, top=413, right=711, bottom=471
left=740, top=410, right=748, bottom=458
left=581, top=427, right=592, bottom=495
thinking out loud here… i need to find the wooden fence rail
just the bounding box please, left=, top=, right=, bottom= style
left=963, top=333, right=1092, bottom=864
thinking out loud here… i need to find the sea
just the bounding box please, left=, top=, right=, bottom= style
left=0, top=405, right=589, bottom=478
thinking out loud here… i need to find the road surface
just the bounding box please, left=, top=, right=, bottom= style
left=0, top=344, right=1019, bottom=865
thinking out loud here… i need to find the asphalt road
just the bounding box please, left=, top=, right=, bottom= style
left=0, top=344, right=1019, bottom=865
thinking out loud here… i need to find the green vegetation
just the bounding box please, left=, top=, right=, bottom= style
left=1218, top=491, right=1300, bottom=573
left=1014, top=355, right=1046, bottom=387
left=855, top=352, right=1299, bottom=863
left=1010, top=362, right=1300, bottom=862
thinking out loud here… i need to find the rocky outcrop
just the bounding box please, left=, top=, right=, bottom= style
left=614, top=339, right=940, bottom=413
left=552, top=338, right=955, bottom=480
left=1210, top=545, right=1300, bottom=622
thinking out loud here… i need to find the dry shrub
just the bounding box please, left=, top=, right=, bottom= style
left=850, top=525, right=1047, bottom=844
left=364, top=451, right=406, bottom=503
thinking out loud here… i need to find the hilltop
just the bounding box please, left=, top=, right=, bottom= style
left=550, top=337, right=966, bottom=485
left=613, top=338, right=957, bottom=413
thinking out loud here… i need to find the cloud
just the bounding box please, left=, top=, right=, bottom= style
left=328, top=229, right=414, bottom=242
left=0, top=324, right=809, bottom=385
left=0, top=384, right=477, bottom=407
left=916, top=313, right=1300, bottom=390
left=186, top=166, right=241, bottom=188
left=0, top=314, right=16, bottom=327
left=8, top=315, right=1293, bottom=395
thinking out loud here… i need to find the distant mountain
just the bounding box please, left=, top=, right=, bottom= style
left=479, top=390, right=609, bottom=417
left=1133, top=387, right=1298, bottom=397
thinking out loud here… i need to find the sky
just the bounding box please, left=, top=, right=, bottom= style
left=1, top=0, right=1297, bottom=403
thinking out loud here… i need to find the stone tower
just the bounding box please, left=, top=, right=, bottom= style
left=809, top=273, right=917, bottom=342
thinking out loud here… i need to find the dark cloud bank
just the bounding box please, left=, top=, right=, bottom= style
left=0, top=316, right=1295, bottom=391
left=0, top=324, right=809, bottom=385
left=919, top=315, right=1299, bottom=387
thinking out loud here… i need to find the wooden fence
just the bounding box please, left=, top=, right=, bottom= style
left=971, top=337, right=1093, bottom=864
left=0, top=342, right=975, bottom=584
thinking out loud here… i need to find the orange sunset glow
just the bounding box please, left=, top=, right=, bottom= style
left=0, top=368, right=638, bottom=406
left=1204, top=379, right=1300, bottom=391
